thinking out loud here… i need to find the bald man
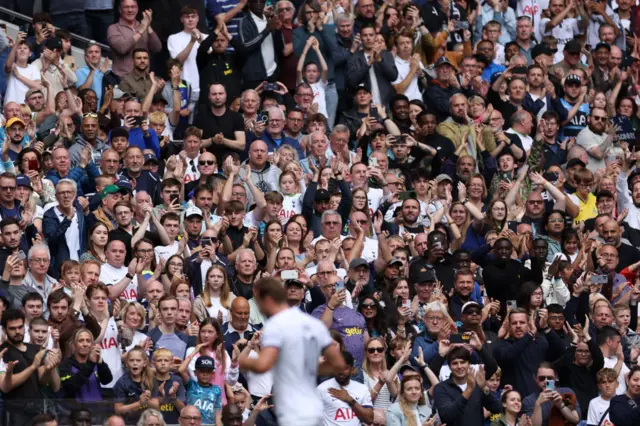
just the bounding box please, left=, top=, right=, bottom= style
left=600, top=219, right=640, bottom=272
left=179, top=406, right=202, bottom=426
left=103, top=415, right=125, bottom=426
left=222, top=297, right=262, bottom=355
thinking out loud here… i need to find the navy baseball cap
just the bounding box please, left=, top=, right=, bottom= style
left=195, top=355, right=215, bottom=370
left=16, top=174, right=31, bottom=189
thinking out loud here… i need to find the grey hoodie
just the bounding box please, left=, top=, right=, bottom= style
left=69, top=134, right=108, bottom=169
left=238, top=161, right=281, bottom=210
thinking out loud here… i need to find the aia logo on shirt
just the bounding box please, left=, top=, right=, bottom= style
left=121, top=289, right=138, bottom=301
left=101, top=337, right=118, bottom=349
left=334, top=408, right=356, bottom=420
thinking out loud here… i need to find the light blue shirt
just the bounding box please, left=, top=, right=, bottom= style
left=76, top=66, right=105, bottom=108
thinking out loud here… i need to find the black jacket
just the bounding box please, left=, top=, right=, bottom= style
left=494, top=331, right=565, bottom=396
left=196, top=35, right=243, bottom=107
left=346, top=50, right=398, bottom=107
left=609, top=394, right=640, bottom=426
left=235, top=14, right=284, bottom=81
left=554, top=341, right=604, bottom=419
left=302, top=180, right=352, bottom=238
left=59, top=356, right=113, bottom=401
left=433, top=346, right=501, bottom=426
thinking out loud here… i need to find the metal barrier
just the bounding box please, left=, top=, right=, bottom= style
left=0, top=6, right=110, bottom=52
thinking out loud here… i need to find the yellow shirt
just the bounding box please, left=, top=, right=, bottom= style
left=569, top=192, right=598, bottom=225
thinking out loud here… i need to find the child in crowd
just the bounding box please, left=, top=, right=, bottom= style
left=278, top=171, right=304, bottom=224
left=587, top=368, right=618, bottom=425
left=152, top=348, right=186, bottom=424
left=113, top=348, right=160, bottom=423
left=296, top=37, right=328, bottom=120
left=179, top=353, right=223, bottom=425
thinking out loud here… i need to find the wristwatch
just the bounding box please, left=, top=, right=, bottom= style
left=347, top=398, right=356, bottom=407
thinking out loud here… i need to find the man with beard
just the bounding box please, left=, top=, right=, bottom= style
left=317, top=351, right=374, bottom=425
left=384, top=198, right=426, bottom=237
left=120, top=145, right=161, bottom=204
left=118, top=49, right=152, bottom=99
left=69, top=114, right=108, bottom=169
left=591, top=43, right=615, bottom=93
left=577, top=107, right=616, bottom=173
left=560, top=74, right=589, bottom=138
left=0, top=309, right=56, bottom=425
left=494, top=309, right=565, bottom=396
left=436, top=94, right=479, bottom=160
left=193, top=83, right=246, bottom=164
left=426, top=57, right=464, bottom=122
left=600, top=220, right=640, bottom=272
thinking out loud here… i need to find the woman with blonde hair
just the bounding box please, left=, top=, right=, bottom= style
left=193, top=264, right=236, bottom=323
left=118, top=301, right=150, bottom=352
left=362, top=336, right=408, bottom=423
left=386, top=375, right=433, bottom=426
left=137, top=408, right=166, bottom=426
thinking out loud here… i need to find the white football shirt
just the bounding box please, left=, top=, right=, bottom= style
left=260, top=307, right=333, bottom=426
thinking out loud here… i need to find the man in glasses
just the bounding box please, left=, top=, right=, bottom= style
left=247, top=106, right=304, bottom=159
left=576, top=107, right=616, bottom=174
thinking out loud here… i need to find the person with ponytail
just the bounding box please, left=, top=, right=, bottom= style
left=113, top=347, right=160, bottom=424
left=386, top=375, right=434, bottom=426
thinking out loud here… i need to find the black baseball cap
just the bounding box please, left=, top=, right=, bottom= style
left=195, top=355, right=215, bottom=370
left=45, top=37, right=63, bottom=50
left=565, top=74, right=582, bottom=86
left=315, top=189, right=331, bottom=202
left=531, top=43, right=554, bottom=59
left=564, top=39, right=582, bottom=54
left=566, top=158, right=586, bottom=169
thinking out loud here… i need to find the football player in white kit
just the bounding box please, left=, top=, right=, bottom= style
left=239, top=277, right=347, bottom=426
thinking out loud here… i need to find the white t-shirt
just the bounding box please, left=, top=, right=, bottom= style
left=205, top=295, right=235, bottom=323
left=587, top=396, right=611, bottom=426
left=280, top=193, right=302, bottom=225
left=392, top=56, right=423, bottom=101
left=251, top=12, right=276, bottom=77
left=100, top=317, right=123, bottom=388
left=310, top=80, right=328, bottom=119
left=155, top=240, right=180, bottom=264
left=317, top=377, right=373, bottom=426
left=245, top=349, right=275, bottom=397
left=260, top=307, right=333, bottom=426
left=54, top=206, right=80, bottom=261
left=604, top=356, right=629, bottom=395
left=367, top=188, right=384, bottom=216
left=184, top=154, right=200, bottom=185
left=100, top=263, right=139, bottom=302
left=516, top=0, right=550, bottom=41
left=539, top=18, right=581, bottom=63
left=167, top=31, right=207, bottom=95
left=4, top=63, right=40, bottom=105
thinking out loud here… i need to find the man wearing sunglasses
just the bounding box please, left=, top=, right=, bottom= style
left=576, top=107, right=615, bottom=174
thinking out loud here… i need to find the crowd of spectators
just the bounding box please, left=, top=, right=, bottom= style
left=0, top=0, right=640, bottom=425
